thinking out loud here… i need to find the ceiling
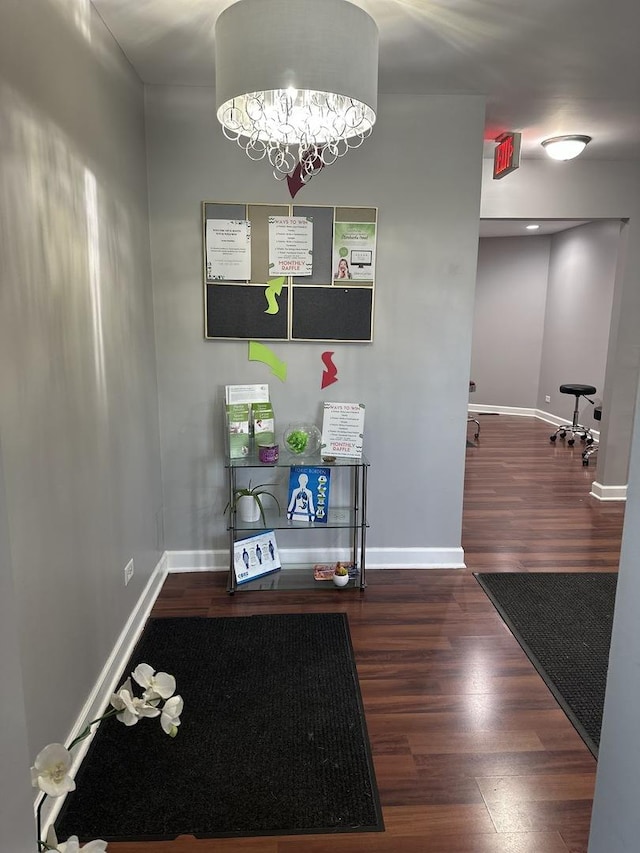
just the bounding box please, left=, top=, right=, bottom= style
left=478, top=220, right=591, bottom=238
left=91, top=0, right=640, bottom=162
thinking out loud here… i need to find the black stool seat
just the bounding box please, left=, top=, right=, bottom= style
left=560, top=383, right=597, bottom=396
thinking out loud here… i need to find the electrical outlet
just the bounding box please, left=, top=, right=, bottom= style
left=545, top=395, right=551, bottom=403
left=124, top=558, right=134, bottom=586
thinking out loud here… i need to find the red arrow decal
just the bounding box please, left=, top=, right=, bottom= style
left=321, top=351, right=338, bottom=389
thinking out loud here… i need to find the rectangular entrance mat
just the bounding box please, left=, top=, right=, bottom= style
left=55, top=613, right=383, bottom=841
left=475, top=571, right=617, bottom=757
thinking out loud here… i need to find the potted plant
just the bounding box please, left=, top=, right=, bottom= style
left=332, top=562, right=350, bottom=587
left=225, top=480, right=281, bottom=525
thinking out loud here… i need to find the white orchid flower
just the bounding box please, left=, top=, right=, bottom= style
left=110, top=677, right=160, bottom=726
left=30, top=743, right=76, bottom=797
left=132, top=663, right=176, bottom=702
left=45, top=826, right=107, bottom=852
left=160, top=694, right=184, bottom=737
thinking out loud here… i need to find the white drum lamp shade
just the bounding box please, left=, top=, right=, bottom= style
left=215, top=0, right=378, bottom=179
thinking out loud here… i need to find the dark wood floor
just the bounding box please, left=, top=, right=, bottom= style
left=110, top=416, right=626, bottom=853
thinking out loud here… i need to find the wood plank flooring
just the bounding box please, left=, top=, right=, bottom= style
left=108, top=415, right=626, bottom=853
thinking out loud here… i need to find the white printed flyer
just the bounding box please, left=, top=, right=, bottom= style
left=321, top=402, right=365, bottom=458
left=268, top=216, right=313, bottom=276
left=206, top=219, right=251, bottom=280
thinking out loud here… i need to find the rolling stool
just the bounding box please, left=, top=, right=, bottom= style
left=582, top=404, right=601, bottom=465
left=550, top=384, right=597, bottom=446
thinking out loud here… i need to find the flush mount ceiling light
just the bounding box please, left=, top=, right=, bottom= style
left=526, top=224, right=540, bottom=230
left=214, top=0, right=378, bottom=181
left=541, top=135, right=592, bottom=161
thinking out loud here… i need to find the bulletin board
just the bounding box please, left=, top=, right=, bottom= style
left=202, top=202, right=377, bottom=342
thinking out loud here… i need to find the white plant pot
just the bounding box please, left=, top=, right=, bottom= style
left=237, top=494, right=261, bottom=523
left=333, top=573, right=350, bottom=587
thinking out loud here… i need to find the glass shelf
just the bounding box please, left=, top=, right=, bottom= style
left=233, top=566, right=362, bottom=592
left=229, top=507, right=368, bottom=533
left=226, top=451, right=369, bottom=469
left=226, top=453, right=369, bottom=593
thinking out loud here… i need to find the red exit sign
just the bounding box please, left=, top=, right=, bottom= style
left=493, top=132, right=521, bottom=179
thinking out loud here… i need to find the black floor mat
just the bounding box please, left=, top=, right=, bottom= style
left=475, top=572, right=617, bottom=757
left=55, top=613, right=383, bottom=841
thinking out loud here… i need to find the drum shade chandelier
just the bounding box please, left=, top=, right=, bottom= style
left=541, top=135, right=592, bottom=160
left=214, top=0, right=378, bottom=181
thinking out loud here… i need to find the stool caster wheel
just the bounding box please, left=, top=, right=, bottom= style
left=586, top=436, right=594, bottom=445
left=550, top=434, right=557, bottom=442
left=559, top=431, right=566, bottom=439
left=568, top=439, right=575, bottom=446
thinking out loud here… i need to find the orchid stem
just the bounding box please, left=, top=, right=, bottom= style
left=66, top=708, right=118, bottom=751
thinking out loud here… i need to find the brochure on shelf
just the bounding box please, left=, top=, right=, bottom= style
left=287, top=466, right=331, bottom=523
left=226, top=403, right=250, bottom=459
left=251, top=401, right=275, bottom=446
left=225, top=384, right=270, bottom=405
left=233, top=530, right=281, bottom=584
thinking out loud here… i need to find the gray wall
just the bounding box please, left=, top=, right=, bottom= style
left=0, top=2, right=162, bottom=845
left=471, top=222, right=620, bottom=432
left=537, top=222, right=620, bottom=425
left=146, top=88, right=485, bottom=562
left=481, top=159, right=640, bottom=488
left=471, top=236, right=550, bottom=407
left=589, top=370, right=640, bottom=851
left=0, top=439, right=33, bottom=851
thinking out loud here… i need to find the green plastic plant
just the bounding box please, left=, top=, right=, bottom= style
left=285, top=429, right=309, bottom=454
left=334, top=562, right=349, bottom=576
left=224, top=480, right=281, bottom=525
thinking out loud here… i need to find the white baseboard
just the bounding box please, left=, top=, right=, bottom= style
left=590, top=481, right=628, bottom=501
left=469, top=403, right=537, bottom=418
left=166, top=547, right=466, bottom=572
left=39, top=552, right=170, bottom=834
left=166, top=549, right=227, bottom=572
left=365, top=547, right=466, bottom=568
left=469, top=403, right=601, bottom=440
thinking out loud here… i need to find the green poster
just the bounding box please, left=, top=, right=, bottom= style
left=332, top=222, right=376, bottom=281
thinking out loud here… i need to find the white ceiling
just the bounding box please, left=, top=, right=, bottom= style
left=479, top=220, right=591, bottom=238
left=92, top=0, right=640, bottom=162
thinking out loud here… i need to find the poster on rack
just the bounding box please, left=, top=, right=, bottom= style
left=286, top=466, right=331, bottom=523
left=321, top=402, right=365, bottom=458
left=268, top=216, right=313, bottom=276
left=233, top=530, right=281, bottom=585
left=332, top=222, right=376, bottom=281
left=205, top=219, right=251, bottom=281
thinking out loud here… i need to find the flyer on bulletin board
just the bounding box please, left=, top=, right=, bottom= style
left=332, top=222, right=376, bottom=282
left=268, top=216, right=313, bottom=276
left=205, top=219, right=251, bottom=281
left=321, top=402, right=365, bottom=458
